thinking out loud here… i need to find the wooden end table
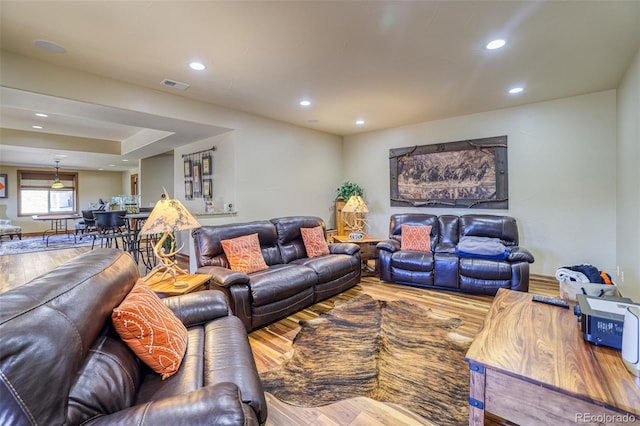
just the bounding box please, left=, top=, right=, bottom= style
left=145, top=273, right=212, bottom=297
left=332, top=235, right=381, bottom=277
left=465, top=288, right=639, bottom=425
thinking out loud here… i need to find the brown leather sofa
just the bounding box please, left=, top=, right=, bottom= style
left=377, top=214, right=534, bottom=295
left=192, top=216, right=361, bottom=331
left=0, top=249, right=267, bottom=426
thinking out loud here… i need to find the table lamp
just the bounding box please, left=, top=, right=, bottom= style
left=342, top=195, right=369, bottom=240
left=139, top=190, right=201, bottom=288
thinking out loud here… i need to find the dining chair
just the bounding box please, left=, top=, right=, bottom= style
left=91, top=210, right=132, bottom=250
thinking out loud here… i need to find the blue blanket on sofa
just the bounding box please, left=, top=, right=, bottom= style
left=455, top=236, right=511, bottom=260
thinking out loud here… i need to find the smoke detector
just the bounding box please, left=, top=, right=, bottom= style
left=160, top=79, right=190, bottom=90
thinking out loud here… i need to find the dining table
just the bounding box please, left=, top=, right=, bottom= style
left=31, top=213, right=81, bottom=247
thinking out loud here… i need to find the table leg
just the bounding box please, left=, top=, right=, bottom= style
left=469, top=363, right=486, bottom=426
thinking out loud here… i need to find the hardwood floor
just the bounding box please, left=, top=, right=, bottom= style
left=0, top=248, right=558, bottom=425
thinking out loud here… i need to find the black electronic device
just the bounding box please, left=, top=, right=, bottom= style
left=576, top=294, right=638, bottom=350
left=532, top=295, right=570, bottom=308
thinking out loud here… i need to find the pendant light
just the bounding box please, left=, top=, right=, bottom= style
left=51, top=160, right=64, bottom=189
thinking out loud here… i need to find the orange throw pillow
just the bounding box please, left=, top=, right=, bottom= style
left=112, top=281, right=188, bottom=380
left=401, top=224, right=432, bottom=252
left=301, top=226, right=330, bottom=258
left=221, top=233, right=268, bottom=274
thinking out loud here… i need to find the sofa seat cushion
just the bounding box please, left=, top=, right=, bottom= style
left=249, top=264, right=317, bottom=307
left=291, top=254, right=360, bottom=284
left=391, top=250, right=434, bottom=272
left=135, top=327, right=204, bottom=404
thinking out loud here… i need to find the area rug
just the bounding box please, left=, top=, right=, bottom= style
left=260, top=294, right=473, bottom=425
left=0, top=235, right=93, bottom=255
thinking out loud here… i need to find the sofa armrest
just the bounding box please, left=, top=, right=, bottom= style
left=163, top=290, right=229, bottom=327
left=196, top=265, right=250, bottom=288
left=376, top=239, right=400, bottom=253
left=85, top=382, right=259, bottom=426
left=328, top=242, right=360, bottom=256
left=507, top=246, right=535, bottom=263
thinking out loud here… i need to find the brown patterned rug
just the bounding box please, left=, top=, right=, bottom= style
left=260, top=294, right=472, bottom=425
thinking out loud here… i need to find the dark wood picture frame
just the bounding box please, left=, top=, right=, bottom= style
left=203, top=179, right=213, bottom=198
left=183, top=159, right=192, bottom=178
left=389, top=135, right=508, bottom=209
left=185, top=180, right=193, bottom=199
left=192, top=162, right=202, bottom=196
left=202, top=154, right=212, bottom=175
left=0, top=174, right=7, bottom=198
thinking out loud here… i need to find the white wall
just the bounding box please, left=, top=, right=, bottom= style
left=344, top=91, right=618, bottom=279
left=616, top=49, right=640, bottom=300
left=140, top=153, right=174, bottom=206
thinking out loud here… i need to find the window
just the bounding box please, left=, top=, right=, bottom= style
left=18, top=170, right=78, bottom=216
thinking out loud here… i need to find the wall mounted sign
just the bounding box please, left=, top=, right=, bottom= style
left=389, top=136, right=508, bottom=209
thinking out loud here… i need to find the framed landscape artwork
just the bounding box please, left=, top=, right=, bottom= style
left=389, top=135, right=508, bottom=209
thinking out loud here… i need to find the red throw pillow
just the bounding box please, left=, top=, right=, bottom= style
left=301, top=226, right=330, bottom=258
left=401, top=224, right=432, bottom=252
left=221, top=233, right=268, bottom=273
left=112, top=281, right=188, bottom=380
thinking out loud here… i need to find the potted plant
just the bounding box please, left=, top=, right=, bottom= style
left=335, top=181, right=363, bottom=201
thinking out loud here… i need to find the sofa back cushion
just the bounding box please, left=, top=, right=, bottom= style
left=459, top=214, right=519, bottom=245
left=389, top=214, right=438, bottom=249
left=192, top=221, right=282, bottom=268
left=67, top=330, right=142, bottom=425
left=0, top=249, right=139, bottom=426
left=272, top=216, right=325, bottom=264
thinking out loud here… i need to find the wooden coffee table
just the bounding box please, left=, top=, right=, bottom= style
left=465, top=288, right=639, bottom=425
left=145, top=273, right=212, bottom=297
left=332, top=235, right=381, bottom=277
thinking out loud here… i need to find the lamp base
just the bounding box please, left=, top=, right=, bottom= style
left=173, top=280, right=189, bottom=289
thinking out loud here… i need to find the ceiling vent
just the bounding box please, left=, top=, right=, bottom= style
left=161, top=79, right=190, bottom=90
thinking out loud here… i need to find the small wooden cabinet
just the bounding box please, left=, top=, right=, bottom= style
left=333, top=235, right=381, bottom=277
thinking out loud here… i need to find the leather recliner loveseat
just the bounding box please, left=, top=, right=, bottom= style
left=192, top=216, right=361, bottom=332
left=0, top=249, right=267, bottom=426
left=377, top=213, right=534, bottom=295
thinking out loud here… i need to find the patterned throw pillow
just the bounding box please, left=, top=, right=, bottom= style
left=401, top=224, right=432, bottom=252
left=301, top=226, right=330, bottom=258
left=112, top=281, right=188, bottom=380
left=221, top=233, right=269, bottom=274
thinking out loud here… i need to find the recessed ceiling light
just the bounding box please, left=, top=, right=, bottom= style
left=55, top=154, right=67, bottom=158
left=299, top=99, right=311, bottom=107
left=509, top=87, right=524, bottom=94
left=108, top=164, right=116, bottom=167
left=33, top=39, right=67, bottom=54
left=189, top=62, right=206, bottom=71
left=485, top=39, right=506, bottom=50
left=355, top=119, right=365, bottom=125
left=32, top=125, right=43, bottom=129
left=35, top=113, right=48, bottom=118
left=122, top=159, right=129, bottom=162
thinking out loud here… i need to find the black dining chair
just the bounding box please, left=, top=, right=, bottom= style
left=75, top=209, right=97, bottom=237
left=91, top=210, right=132, bottom=250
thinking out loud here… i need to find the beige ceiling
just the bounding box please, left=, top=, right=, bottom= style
left=1, top=1, right=639, bottom=170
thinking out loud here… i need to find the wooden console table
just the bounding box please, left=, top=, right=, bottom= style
left=465, top=289, right=639, bottom=425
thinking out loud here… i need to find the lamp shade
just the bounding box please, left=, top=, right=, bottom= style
left=342, top=195, right=369, bottom=213
left=139, top=197, right=201, bottom=235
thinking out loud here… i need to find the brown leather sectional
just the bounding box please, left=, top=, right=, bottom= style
left=0, top=249, right=267, bottom=426
left=192, top=216, right=362, bottom=331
